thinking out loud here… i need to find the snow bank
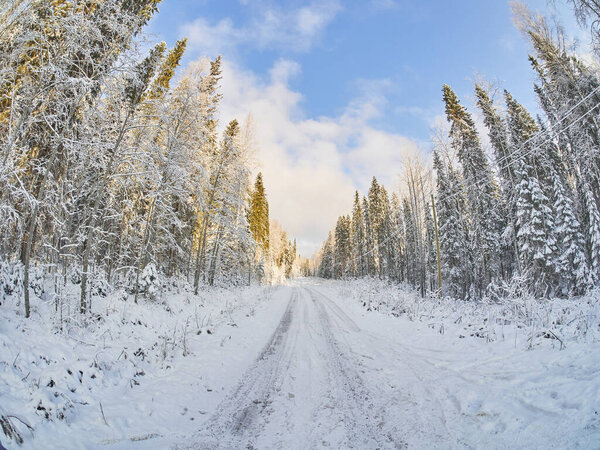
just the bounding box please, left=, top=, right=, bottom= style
left=332, top=277, right=600, bottom=349
left=319, top=278, right=600, bottom=448
left=0, top=272, right=282, bottom=449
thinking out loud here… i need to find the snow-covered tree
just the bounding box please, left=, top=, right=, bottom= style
left=443, top=84, right=503, bottom=296
left=351, top=191, right=366, bottom=277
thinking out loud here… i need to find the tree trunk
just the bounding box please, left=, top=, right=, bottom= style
left=80, top=109, right=132, bottom=313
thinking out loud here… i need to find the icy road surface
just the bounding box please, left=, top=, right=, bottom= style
left=179, top=281, right=600, bottom=449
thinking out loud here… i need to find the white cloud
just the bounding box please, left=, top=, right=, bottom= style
left=217, top=58, right=421, bottom=256
left=181, top=0, right=341, bottom=57
left=269, top=59, right=301, bottom=85
left=180, top=17, right=242, bottom=57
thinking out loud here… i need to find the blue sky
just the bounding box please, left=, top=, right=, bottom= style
left=147, top=0, right=587, bottom=256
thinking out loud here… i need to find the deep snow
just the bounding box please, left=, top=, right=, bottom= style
left=1, top=278, right=599, bottom=449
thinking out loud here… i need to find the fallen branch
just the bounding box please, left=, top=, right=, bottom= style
left=100, top=402, right=109, bottom=426
left=5, top=416, right=34, bottom=436
left=548, top=330, right=565, bottom=350
left=12, top=351, right=20, bottom=367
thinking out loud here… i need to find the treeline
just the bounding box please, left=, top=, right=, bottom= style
left=0, top=0, right=299, bottom=318
left=318, top=4, right=600, bottom=299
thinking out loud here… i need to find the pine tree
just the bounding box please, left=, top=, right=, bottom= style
left=78, top=42, right=167, bottom=312
left=205, top=119, right=252, bottom=286
left=351, top=191, right=366, bottom=277
left=505, top=90, right=559, bottom=296
left=334, top=215, right=352, bottom=278
left=443, top=85, right=502, bottom=295
left=131, top=39, right=188, bottom=301
left=0, top=0, right=162, bottom=316
left=377, top=185, right=396, bottom=278
left=249, top=173, right=270, bottom=252
left=318, top=232, right=335, bottom=279
left=433, top=151, right=471, bottom=298
left=362, top=196, right=377, bottom=276
left=552, top=173, right=590, bottom=294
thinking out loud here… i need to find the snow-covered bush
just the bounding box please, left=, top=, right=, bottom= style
left=0, top=276, right=276, bottom=448
left=336, top=278, right=600, bottom=347
left=0, top=260, right=22, bottom=299
left=70, top=269, right=81, bottom=286
left=91, top=272, right=111, bottom=298
left=30, top=268, right=44, bottom=298
left=139, top=263, right=161, bottom=300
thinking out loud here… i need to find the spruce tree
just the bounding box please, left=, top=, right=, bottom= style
left=433, top=151, right=471, bottom=298
left=351, top=191, right=366, bottom=277
left=368, top=177, right=383, bottom=274
left=583, top=183, right=600, bottom=283
left=376, top=185, right=395, bottom=278
left=334, top=215, right=352, bottom=278
left=505, top=90, right=559, bottom=295
left=552, top=173, right=590, bottom=294
left=520, top=12, right=600, bottom=287
left=402, top=198, right=418, bottom=288
left=249, top=173, right=270, bottom=252
left=443, top=85, right=502, bottom=295
left=362, top=196, right=377, bottom=276
left=318, top=232, right=335, bottom=279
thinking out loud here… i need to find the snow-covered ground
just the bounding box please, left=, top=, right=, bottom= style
left=0, top=282, right=289, bottom=449
left=1, top=278, right=600, bottom=449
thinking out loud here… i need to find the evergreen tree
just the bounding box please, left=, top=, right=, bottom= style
left=424, top=200, right=437, bottom=293
left=583, top=182, right=600, bottom=283
left=403, top=198, right=418, bottom=287
left=351, top=191, right=366, bottom=277
left=0, top=0, right=162, bottom=316
left=362, top=196, right=377, bottom=276
left=443, top=85, right=502, bottom=295
left=318, top=232, right=335, bottom=279
left=506, top=90, right=559, bottom=295
left=377, top=186, right=396, bottom=278
left=552, top=173, right=590, bottom=294
left=334, top=215, right=352, bottom=278
left=368, top=177, right=383, bottom=274
left=475, top=84, right=518, bottom=281
left=475, top=84, right=515, bottom=193
left=433, top=152, right=471, bottom=298
left=249, top=173, right=270, bottom=252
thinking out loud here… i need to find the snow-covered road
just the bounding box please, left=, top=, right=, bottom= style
left=187, top=285, right=405, bottom=449
left=181, top=281, right=600, bottom=450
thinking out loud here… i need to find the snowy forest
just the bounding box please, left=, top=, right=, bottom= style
left=0, top=0, right=307, bottom=321
left=1, top=1, right=600, bottom=449
left=318, top=5, right=600, bottom=300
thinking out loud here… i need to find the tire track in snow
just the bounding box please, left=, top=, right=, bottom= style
left=186, top=288, right=299, bottom=449
left=304, top=287, right=406, bottom=449
left=186, top=286, right=405, bottom=449
left=309, top=286, right=460, bottom=447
